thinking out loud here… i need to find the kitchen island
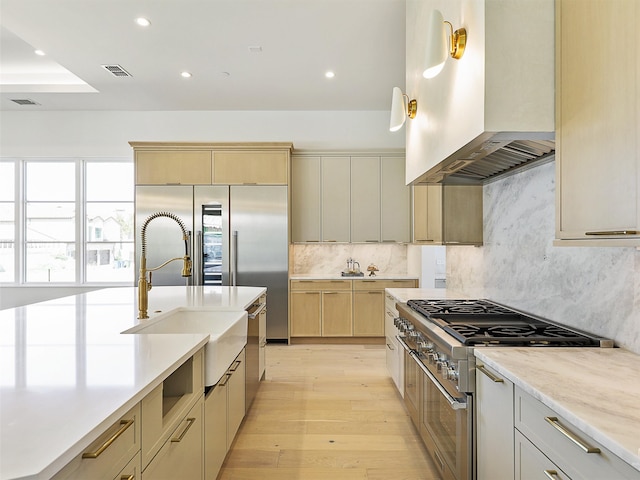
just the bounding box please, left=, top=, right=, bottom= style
left=0, top=285, right=264, bottom=480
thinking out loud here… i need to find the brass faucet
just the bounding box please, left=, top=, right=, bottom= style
left=138, top=211, right=192, bottom=319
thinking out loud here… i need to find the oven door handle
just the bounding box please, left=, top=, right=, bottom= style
left=409, top=351, right=467, bottom=411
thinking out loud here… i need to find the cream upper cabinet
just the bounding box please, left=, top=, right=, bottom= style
left=291, top=154, right=409, bottom=243
left=381, top=156, right=410, bottom=243
left=135, top=150, right=213, bottom=185
left=555, top=0, right=640, bottom=245
left=351, top=156, right=381, bottom=243
left=291, top=155, right=321, bottom=242
left=321, top=156, right=351, bottom=243
left=413, top=184, right=483, bottom=245
left=213, top=150, right=289, bottom=185
left=131, top=142, right=292, bottom=186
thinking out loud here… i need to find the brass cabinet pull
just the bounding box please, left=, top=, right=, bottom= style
left=585, top=230, right=638, bottom=236
left=171, top=417, right=196, bottom=442
left=543, top=470, right=559, bottom=479
left=82, top=419, right=134, bottom=459
left=218, top=373, right=231, bottom=387
left=476, top=364, right=504, bottom=383
left=121, top=475, right=135, bottom=480
left=544, top=417, right=601, bottom=454
left=229, top=359, right=242, bottom=372
left=416, top=239, right=434, bottom=242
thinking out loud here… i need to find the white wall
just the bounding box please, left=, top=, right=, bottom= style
left=0, top=110, right=403, bottom=157
left=446, top=161, right=640, bottom=353
left=0, top=109, right=404, bottom=307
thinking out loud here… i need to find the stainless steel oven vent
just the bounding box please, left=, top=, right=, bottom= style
left=101, top=64, right=132, bottom=77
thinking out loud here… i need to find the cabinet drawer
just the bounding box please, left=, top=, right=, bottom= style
left=353, top=279, right=417, bottom=291
left=515, top=430, right=571, bottom=480
left=52, top=403, right=140, bottom=480
left=290, top=279, right=352, bottom=291
left=515, top=387, right=640, bottom=480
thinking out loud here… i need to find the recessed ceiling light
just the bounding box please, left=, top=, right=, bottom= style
left=325, top=71, right=336, bottom=79
left=34, top=49, right=45, bottom=56
left=181, top=71, right=192, bottom=78
left=135, top=17, right=151, bottom=27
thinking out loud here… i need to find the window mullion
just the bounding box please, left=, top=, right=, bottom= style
left=77, top=159, right=84, bottom=284
left=16, top=159, right=25, bottom=285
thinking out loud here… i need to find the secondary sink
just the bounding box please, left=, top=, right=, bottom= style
left=123, top=309, right=248, bottom=386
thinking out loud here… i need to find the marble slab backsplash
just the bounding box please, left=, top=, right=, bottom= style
left=445, top=161, right=640, bottom=353
left=291, top=243, right=408, bottom=275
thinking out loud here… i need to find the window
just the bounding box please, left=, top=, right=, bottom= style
left=0, top=159, right=134, bottom=285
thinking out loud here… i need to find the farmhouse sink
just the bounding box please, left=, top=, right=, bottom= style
left=123, top=309, right=248, bottom=386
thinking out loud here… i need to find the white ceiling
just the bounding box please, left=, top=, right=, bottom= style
left=0, top=0, right=406, bottom=112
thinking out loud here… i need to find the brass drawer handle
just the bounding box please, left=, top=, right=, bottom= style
left=229, top=359, right=242, bottom=372
left=218, top=373, right=231, bottom=387
left=477, top=364, right=504, bottom=383
left=171, top=417, right=196, bottom=443
left=585, top=230, right=638, bottom=236
left=121, top=475, right=135, bottom=480
left=544, top=417, right=601, bottom=454
left=82, top=419, right=134, bottom=459
left=543, top=470, right=559, bottom=479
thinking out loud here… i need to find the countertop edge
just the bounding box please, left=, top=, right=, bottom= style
left=474, top=349, right=640, bottom=473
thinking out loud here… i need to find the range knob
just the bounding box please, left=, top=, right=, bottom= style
left=447, top=366, right=459, bottom=382
left=428, top=352, right=439, bottom=364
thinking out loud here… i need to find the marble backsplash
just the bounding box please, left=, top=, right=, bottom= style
left=291, top=243, right=409, bottom=275
left=446, top=161, right=640, bottom=353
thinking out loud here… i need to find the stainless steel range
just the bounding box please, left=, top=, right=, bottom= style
left=394, top=298, right=613, bottom=480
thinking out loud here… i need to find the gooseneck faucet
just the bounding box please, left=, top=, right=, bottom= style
left=138, top=211, right=192, bottom=319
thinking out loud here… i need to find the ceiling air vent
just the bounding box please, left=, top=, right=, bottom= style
left=11, top=99, right=40, bottom=106
left=101, top=64, right=132, bottom=77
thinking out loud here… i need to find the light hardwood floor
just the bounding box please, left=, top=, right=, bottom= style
left=217, top=344, right=440, bottom=480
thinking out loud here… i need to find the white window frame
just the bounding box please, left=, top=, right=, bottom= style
left=0, top=158, right=134, bottom=287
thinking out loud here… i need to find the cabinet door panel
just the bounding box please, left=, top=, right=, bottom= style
left=322, top=157, right=351, bottom=242
left=381, top=156, right=410, bottom=242
left=142, top=397, right=203, bottom=480
left=291, top=156, right=321, bottom=242
left=213, top=151, right=288, bottom=185
left=290, top=291, right=321, bottom=336
left=136, top=150, right=212, bottom=185
left=556, top=0, right=640, bottom=240
left=227, top=350, right=246, bottom=447
left=350, top=156, right=380, bottom=242
left=205, top=384, right=227, bottom=480
left=353, top=290, right=384, bottom=336
left=515, top=431, right=570, bottom=480
left=322, top=291, right=352, bottom=336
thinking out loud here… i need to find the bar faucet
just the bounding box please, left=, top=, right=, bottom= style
left=138, top=211, right=192, bottom=319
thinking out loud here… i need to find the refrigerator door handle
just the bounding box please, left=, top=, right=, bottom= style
left=231, top=230, right=238, bottom=286
left=195, top=230, right=202, bottom=286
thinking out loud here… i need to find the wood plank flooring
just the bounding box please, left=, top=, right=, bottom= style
left=217, top=344, right=440, bottom=480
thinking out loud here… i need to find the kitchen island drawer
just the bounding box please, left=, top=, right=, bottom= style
left=353, top=279, right=417, bottom=291
left=515, top=387, right=640, bottom=480
left=52, top=403, right=140, bottom=480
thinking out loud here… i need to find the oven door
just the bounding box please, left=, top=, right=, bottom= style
left=415, top=352, right=472, bottom=480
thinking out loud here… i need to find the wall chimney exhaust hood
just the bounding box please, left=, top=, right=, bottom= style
left=413, top=132, right=555, bottom=185
left=405, top=0, right=555, bottom=186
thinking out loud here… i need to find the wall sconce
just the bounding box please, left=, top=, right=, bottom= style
left=423, top=9, right=467, bottom=79
left=389, top=87, right=417, bottom=132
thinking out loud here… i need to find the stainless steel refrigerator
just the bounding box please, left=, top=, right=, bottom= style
left=135, top=185, right=289, bottom=340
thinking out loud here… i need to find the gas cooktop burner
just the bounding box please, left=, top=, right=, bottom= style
left=407, top=299, right=517, bottom=318
left=405, top=299, right=604, bottom=347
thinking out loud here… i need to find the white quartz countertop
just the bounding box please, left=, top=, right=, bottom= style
left=384, top=287, right=467, bottom=303
left=0, top=285, right=265, bottom=480
left=475, top=348, right=640, bottom=472
left=290, top=273, right=419, bottom=280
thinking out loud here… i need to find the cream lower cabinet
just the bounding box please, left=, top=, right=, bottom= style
left=555, top=0, right=640, bottom=245
left=476, top=363, right=515, bottom=480
left=205, top=349, right=246, bottom=480
left=514, top=387, right=640, bottom=480
left=142, top=396, right=204, bottom=480
left=384, top=291, right=403, bottom=396
left=354, top=280, right=418, bottom=337
left=290, top=280, right=352, bottom=337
